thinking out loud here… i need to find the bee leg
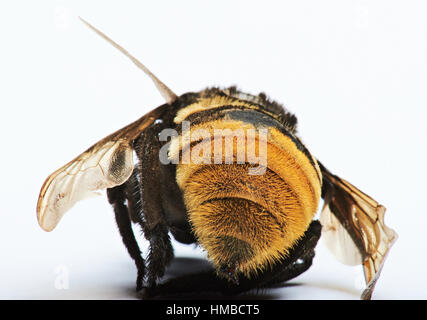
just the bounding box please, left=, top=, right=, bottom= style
left=122, top=162, right=174, bottom=293
left=261, top=250, right=315, bottom=287
left=136, top=133, right=174, bottom=291
left=107, top=184, right=146, bottom=291
left=120, top=163, right=174, bottom=293
left=122, top=169, right=150, bottom=291
left=256, top=220, right=321, bottom=288
left=144, top=224, right=174, bottom=291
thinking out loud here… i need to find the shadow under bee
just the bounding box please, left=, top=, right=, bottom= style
left=139, top=257, right=299, bottom=300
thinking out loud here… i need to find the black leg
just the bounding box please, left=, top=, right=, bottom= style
left=107, top=184, right=146, bottom=291
left=145, top=221, right=321, bottom=298
left=256, top=221, right=320, bottom=289
left=119, top=165, right=174, bottom=290
left=108, top=129, right=175, bottom=292
left=145, top=224, right=174, bottom=288
left=135, top=131, right=174, bottom=290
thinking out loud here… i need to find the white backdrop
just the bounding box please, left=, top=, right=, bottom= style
left=1, top=0, right=426, bottom=299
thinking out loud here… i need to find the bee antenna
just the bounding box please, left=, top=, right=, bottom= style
left=78, top=17, right=178, bottom=104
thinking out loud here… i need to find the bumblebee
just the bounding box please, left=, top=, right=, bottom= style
left=37, top=19, right=397, bottom=299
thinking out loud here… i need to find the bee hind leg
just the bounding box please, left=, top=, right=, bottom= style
left=121, top=164, right=174, bottom=293
left=144, top=224, right=174, bottom=289
left=135, top=132, right=174, bottom=292
left=256, top=220, right=321, bottom=289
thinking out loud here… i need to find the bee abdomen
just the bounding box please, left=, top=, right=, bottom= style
left=192, top=196, right=281, bottom=271
left=170, top=95, right=322, bottom=274
left=181, top=162, right=311, bottom=262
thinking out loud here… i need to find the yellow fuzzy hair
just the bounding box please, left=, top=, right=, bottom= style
left=172, top=104, right=321, bottom=277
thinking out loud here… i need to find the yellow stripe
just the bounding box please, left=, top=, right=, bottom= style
left=173, top=119, right=321, bottom=221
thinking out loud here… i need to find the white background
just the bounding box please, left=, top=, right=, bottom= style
left=1, top=0, right=426, bottom=299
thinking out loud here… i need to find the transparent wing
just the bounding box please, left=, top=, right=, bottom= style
left=318, top=162, right=398, bottom=300
left=37, top=106, right=167, bottom=231
left=319, top=203, right=363, bottom=266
